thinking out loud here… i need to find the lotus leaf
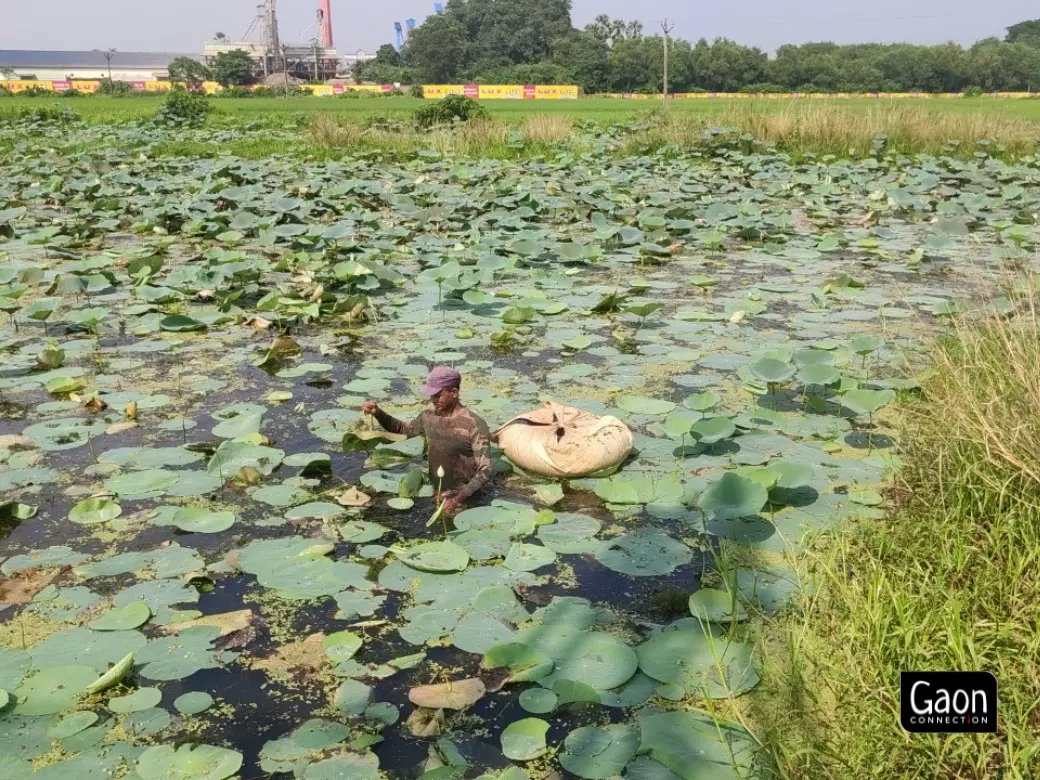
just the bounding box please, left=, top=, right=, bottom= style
left=501, top=718, right=549, bottom=761
left=396, top=541, right=470, bottom=573
left=174, top=691, right=214, bottom=715
left=616, top=395, right=676, bottom=415
left=690, top=416, right=736, bottom=444
left=136, top=744, right=242, bottom=780
left=109, top=687, right=162, bottom=713
left=30, top=627, right=146, bottom=673
left=698, top=472, right=768, bottom=520
left=69, top=497, right=120, bottom=528
left=324, top=631, right=363, bottom=664
left=558, top=724, right=639, bottom=779
left=135, top=626, right=222, bottom=680
left=482, top=643, right=554, bottom=683
left=594, top=532, right=692, bottom=577
left=409, top=678, right=485, bottom=710
left=636, top=710, right=763, bottom=780
left=335, top=679, right=372, bottom=715
left=172, top=507, right=236, bottom=533
left=503, top=543, right=557, bottom=572
left=14, top=665, right=97, bottom=715
left=206, top=440, right=285, bottom=477
left=104, top=469, right=179, bottom=497
left=635, top=630, right=760, bottom=697
left=749, top=358, right=795, bottom=384
left=48, top=710, right=99, bottom=739
left=688, top=588, right=748, bottom=624
left=540, top=632, right=638, bottom=690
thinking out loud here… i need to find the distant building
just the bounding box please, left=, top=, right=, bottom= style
left=0, top=50, right=203, bottom=81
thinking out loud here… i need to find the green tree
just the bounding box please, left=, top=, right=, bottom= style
left=584, top=15, right=642, bottom=48
left=551, top=32, right=610, bottom=92
left=212, top=49, right=256, bottom=87
left=403, top=14, right=469, bottom=82
left=692, top=38, right=767, bottom=92
left=354, top=44, right=411, bottom=83
left=1006, top=19, right=1040, bottom=46
left=168, top=56, right=212, bottom=89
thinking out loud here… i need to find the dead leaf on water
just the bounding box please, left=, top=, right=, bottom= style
left=408, top=678, right=485, bottom=710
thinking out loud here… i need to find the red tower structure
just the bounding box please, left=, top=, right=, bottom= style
left=319, top=0, right=335, bottom=48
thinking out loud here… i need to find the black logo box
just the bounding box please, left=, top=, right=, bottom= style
left=900, top=672, right=997, bottom=734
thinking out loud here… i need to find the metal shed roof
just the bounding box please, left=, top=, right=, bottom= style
left=0, top=51, right=203, bottom=69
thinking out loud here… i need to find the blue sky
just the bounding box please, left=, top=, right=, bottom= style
left=2, top=0, right=1037, bottom=55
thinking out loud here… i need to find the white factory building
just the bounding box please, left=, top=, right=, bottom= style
left=0, top=51, right=204, bottom=82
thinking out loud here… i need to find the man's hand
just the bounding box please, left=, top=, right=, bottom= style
left=440, top=489, right=463, bottom=516
left=361, top=400, right=379, bottom=416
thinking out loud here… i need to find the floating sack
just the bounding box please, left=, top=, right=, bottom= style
left=493, top=402, right=632, bottom=478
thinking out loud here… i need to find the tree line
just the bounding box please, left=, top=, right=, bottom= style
left=353, top=3, right=1040, bottom=93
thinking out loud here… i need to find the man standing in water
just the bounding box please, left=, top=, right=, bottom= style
left=361, top=367, right=492, bottom=515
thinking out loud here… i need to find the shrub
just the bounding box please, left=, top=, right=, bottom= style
left=340, top=90, right=362, bottom=99
left=19, top=86, right=51, bottom=97
left=58, top=88, right=84, bottom=98
left=96, top=79, right=133, bottom=96
left=215, top=86, right=254, bottom=98
left=963, top=85, right=984, bottom=98
left=409, top=84, right=425, bottom=98
left=155, top=87, right=211, bottom=128
left=0, top=86, right=11, bottom=97
left=413, top=94, right=488, bottom=129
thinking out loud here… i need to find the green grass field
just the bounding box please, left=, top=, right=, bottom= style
left=6, top=94, right=1040, bottom=123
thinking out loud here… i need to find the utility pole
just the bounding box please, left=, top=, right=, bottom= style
left=660, top=20, right=674, bottom=107
left=280, top=43, right=291, bottom=96
left=95, top=47, right=116, bottom=81
left=312, top=38, right=319, bottom=83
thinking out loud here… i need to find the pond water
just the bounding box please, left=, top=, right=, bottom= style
left=0, top=121, right=1030, bottom=780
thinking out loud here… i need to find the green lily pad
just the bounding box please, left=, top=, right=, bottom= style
left=594, top=532, right=692, bottom=577
left=501, top=717, right=549, bottom=761
left=174, top=691, right=214, bottom=715
left=172, top=507, right=236, bottom=533
left=136, top=744, right=242, bottom=780
left=504, top=543, right=557, bottom=572
left=109, top=687, right=163, bottom=713
left=14, top=665, right=98, bottom=715
left=616, top=396, right=675, bottom=415
left=48, top=710, right=99, bottom=739
left=688, top=588, right=748, bottom=624
left=396, top=541, right=470, bottom=573
left=698, top=472, right=768, bottom=520
left=89, top=601, right=151, bottom=631
left=159, top=315, right=207, bottom=332
left=558, top=724, right=639, bottom=779
left=519, top=688, right=557, bottom=714
left=68, top=497, right=122, bottom=525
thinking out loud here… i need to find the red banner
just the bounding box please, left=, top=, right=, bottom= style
left=523, top=84, right=536, bottom=99
left=464, top=84, right=479, bottom=98
left=51, top=81, right=71, bottom=91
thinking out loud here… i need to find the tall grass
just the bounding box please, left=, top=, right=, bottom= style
left=752, top=298, right=1040, bottom=779
left=627, top=102, right=1040, bottom=155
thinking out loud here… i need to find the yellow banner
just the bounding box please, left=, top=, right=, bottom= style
left=423, top=85, right=465, bottom=98
left=2, top=80, right=50, bottom=92
left=478, top=84, right=524, bottom=99
left=144, top=81, right=172, bottom=92
left=534, top=85, right=578, bottom=99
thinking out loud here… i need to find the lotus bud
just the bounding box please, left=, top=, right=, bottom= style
left=437, top=466, right=445, bottom=479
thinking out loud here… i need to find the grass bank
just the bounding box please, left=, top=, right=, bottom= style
left=751, top=301, right=1040, bottom=778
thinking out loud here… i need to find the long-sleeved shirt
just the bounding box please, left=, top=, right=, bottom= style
left=373, top=405, right=492, bottom=499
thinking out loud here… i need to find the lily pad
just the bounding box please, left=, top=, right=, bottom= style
left=594, top=532, right=692, bottom=577
left=688, top=589, right=748, bottom=624
left=68, top=498, right=122, bottom=525
left=14, top=665, right=97, bottom=715
left=136, top=744, right=242, bottom=780
left=174, top=691, right=214, bottom=715
left=172, top=507, right=236, bottom=533
left=698, top=472, right=768, bottom=520
left=109, top=687, right=163, bottom=713
left=89, top=601, right=151, bottom=631
left=501, top=718, right=549, bottom=761
left=396, top=541, right=470, bottom=573
left=558, top=724, right=639, bottom=779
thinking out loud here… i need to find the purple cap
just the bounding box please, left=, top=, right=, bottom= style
left=422, top=366, right=461, bottom=397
